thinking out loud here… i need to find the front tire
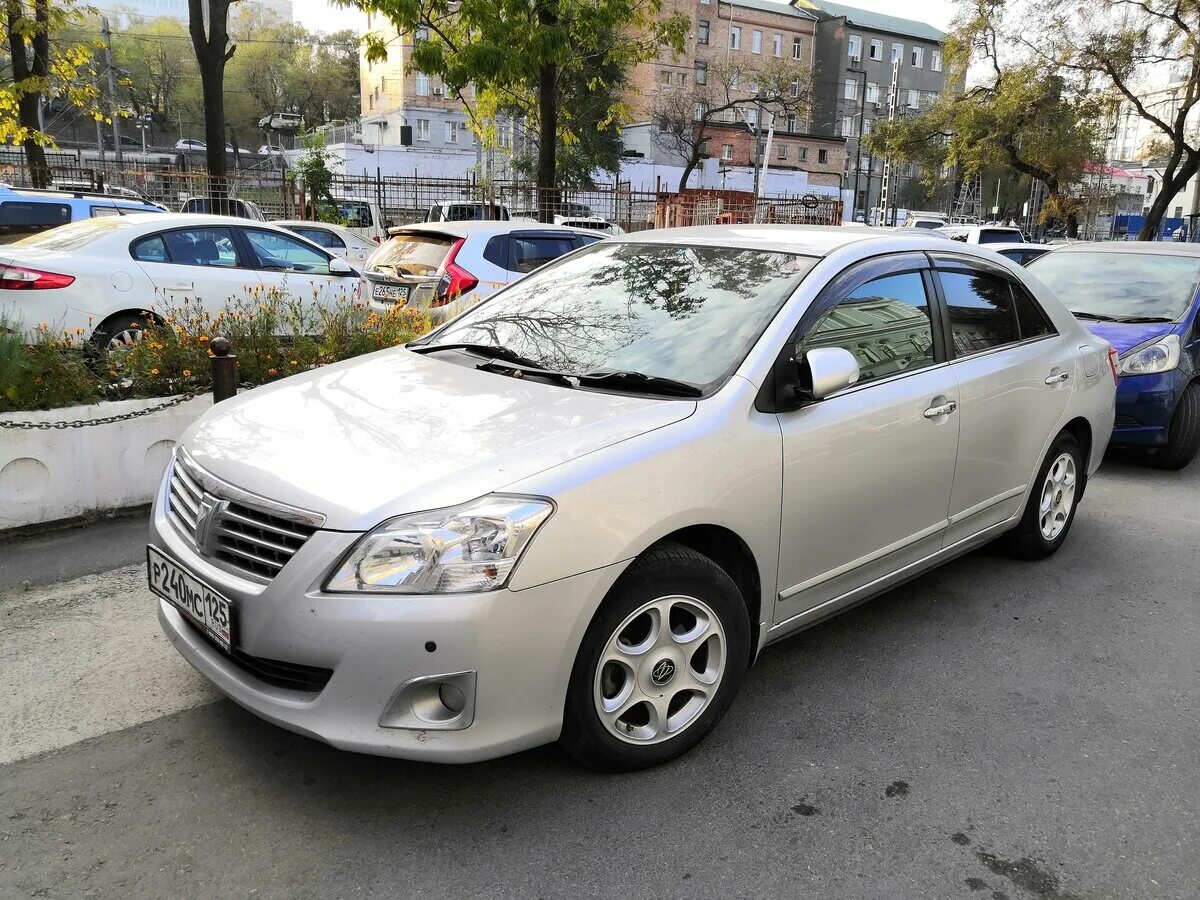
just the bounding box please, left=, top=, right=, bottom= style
left=1009, top=431, right=1083, bottom=560
left=560, top=544, right=750, bottom=771
left=1150, top=381, right=1200, bottom=470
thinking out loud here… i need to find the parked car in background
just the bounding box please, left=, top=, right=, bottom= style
left=148, top=225, right=1115, bottom=771
left=0, top=214, right=358, bottom=348
left=321, top=196, right=387, bottom=244
left=0, top=183, right=163, bottom=244
left=274, top=220, right=377, bottom=264
left=361, top=221, right=604, bottom=325
left=425, top=201, right=511, bottom=222
left=258, top=112, right=302, bottom=131
left=937, top=224, right=1026, bottom=244
left=179, top=196, right=267, bottom=221
left=1027, top=242, right=1200, bottom=468
left=51, top=181, right=166, bottom=210
left=989, top=243, right=1051, bottom=266
left=175, top=139, right=205, bottom=151
left=904, top=214, right=948, bottom=230
left=554, top=214, right=625, bottom=236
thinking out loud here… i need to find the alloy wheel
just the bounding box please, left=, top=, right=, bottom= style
left=1039, top=452, right=1077, bottom=541
left=593, top=594, right=726, bottom=745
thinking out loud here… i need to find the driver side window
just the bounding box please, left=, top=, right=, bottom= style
left=800, top=271, right=936, bottom=385
left=243, top=228, right=331, bottom=275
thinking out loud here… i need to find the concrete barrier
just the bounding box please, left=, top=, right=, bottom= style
left=0, top=394, right=212, bottom=531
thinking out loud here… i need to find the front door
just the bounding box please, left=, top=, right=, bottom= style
left=131, top=225, right=261, bottom=315
left=775, top=261, right=960, bottom=625
left=240, top=226, right=355, bottom=312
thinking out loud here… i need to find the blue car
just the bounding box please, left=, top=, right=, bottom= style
left=0, top=183, right=163, bottom=244
left=1028, top=243, right=1200, bottom=469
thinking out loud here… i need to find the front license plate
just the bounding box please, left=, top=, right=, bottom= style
left=147, top=546, right=234, bottom=652
left=372, top=282, right=409, bottom=303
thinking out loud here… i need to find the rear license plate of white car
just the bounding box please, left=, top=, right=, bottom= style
left=372, top=283, right=409, bottom=303
left=147, top=546, right=234, bottom=652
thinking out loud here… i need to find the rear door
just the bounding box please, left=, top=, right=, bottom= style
left=131, top=225, right=261, bottom=315
left=932, top=254, right=1073, bottom=544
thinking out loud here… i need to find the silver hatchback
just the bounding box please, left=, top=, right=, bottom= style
left=149, top=226, right=1116, bottom=770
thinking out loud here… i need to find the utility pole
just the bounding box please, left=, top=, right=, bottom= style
left=102, top=18, right=123, bottom=167
left=751, top=103, right=763, bottom=204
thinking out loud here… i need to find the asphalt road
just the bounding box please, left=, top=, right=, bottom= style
left=1, top=455, right=1197, bottom=899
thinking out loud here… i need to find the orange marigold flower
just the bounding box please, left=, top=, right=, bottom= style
left=268, top=368, right=277, bottom=376
left=182, top=369, right=192, bottom=377
left=150, top=368, right=160, bottom=375
left=199, top=336, right=210, bottom=343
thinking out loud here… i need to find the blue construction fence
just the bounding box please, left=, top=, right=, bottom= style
left=1113, top=215, right=1199, bottom=241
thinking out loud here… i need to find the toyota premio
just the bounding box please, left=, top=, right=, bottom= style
left=149, top=226, right=1116, bottom=770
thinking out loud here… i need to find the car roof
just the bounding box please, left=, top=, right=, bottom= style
left=1049, top=241, right=1200, bottom=257
left=392, top=221, right=600, bottom=239
left=611, top=224, right=954, bottom=256
left=988, top=242, right=1050, bottom=252
left=65, top=212, right=286, bottom=229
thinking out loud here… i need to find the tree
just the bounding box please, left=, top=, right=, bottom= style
left=651, top=57, right=813, bottom=192
left=113, top=16, right=197, bottom=126
left=2, top=0, right=102, bottom=186
left=1032, top=0, right=1200, bottom=239
left=867, top=0, right=1100, bottom=237
left=356, top=0, right=687, bottom=219
left=188, top=0, right=239, bottom=193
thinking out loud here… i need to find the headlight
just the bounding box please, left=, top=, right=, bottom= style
left=1119, top=334, right=1180, bottom=376
left=325, top=495, right=553, bottom=594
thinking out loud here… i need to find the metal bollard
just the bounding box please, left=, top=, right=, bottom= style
left=209, top=336, right=238, bottom=403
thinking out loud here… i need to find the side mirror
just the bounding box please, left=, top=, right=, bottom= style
left=797, top=347, right=860, bottom=401
left=329, top=257, right=355, bottom=276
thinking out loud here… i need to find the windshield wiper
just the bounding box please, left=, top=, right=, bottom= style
left=410, top=342, right=548, bottom=370
left=575, top=370, right=703, bottom=397
left=474, top=359, right=575, bottom=387
left=1071, top=310, right=1173, bottom=323
left=1110, top=315, right=1175, bottom=324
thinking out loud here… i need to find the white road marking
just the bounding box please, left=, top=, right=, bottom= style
left=0, top=563, right=219, bottom=765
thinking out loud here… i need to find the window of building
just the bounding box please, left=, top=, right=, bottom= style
left=414, top=25, right=428, bottom=42
left=695, top=61, right=708, bottom=85
left=752, top=30, right=762, bottom=53
left=677, top=72, right=688, bottom=86
left=803, top=272, right=935, bottom=384
left=931, top=49, right=943, bottom=71
left=869, top=39, right=883, bottom=60
left=744, top=107, right=757, bottom=128
left=659, top=69, right=672, bottom=87
left=866, top=82, right=878, bottom=103
left=693, top=101, right=706, bottom=121
left=907, top=89, right=919, bottom=108
left=778, top=143, right=788, bottom=160
left=862, top=118, right=873, bottom=134
left=416, top=118, right=430, bottom=141
left=368, top=95, right=373, bottom=110
left=722, top=143, right=734, bottom=160
left=911, top=46, right=924, bottom=68
left=941, top=270, right=1022, bottom=356
left=445, top=121, right=459, bottom=143
left=845, top=78, right=857, bottom=100
left=730, top=25, right=741, bottom=50
left=730, top=70, right=740, bottom=90
left=698, top=19, right=710, bottom=44
left=847, top=35, right=862, bottom=59
left=415, top=72, right=430, bottom=96
left=773, top=33, right=783, bottom=57
left=818, top=148, right=828, bottom=163
left=891, top=42, right=903, bottom=63
left=786, top=113, right=797, bottom=132
left=800, top=147, right=808, bottom=161
left=841, top=116, right=853, bottom=136
left=793, top=36, right=803, bottom=59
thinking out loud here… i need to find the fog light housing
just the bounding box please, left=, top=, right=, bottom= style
left=379, top=671, right=477, bottom=730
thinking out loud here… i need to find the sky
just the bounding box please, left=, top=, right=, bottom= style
left=290, top=0, right=958, bottom=35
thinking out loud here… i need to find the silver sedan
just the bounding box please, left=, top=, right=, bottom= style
left=148, top=225, right=1117, bottom=770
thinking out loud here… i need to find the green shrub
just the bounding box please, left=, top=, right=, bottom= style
left=0, top=321, right=101, bottom=411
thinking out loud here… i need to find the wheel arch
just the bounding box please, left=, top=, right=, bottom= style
left=1060, top=416, right=1093, bottom=499
left=92, top=308, right=160, bottom=343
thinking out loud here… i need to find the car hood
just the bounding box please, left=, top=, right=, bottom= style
left=1081, top=321, right=1178, bottom=355
left=180, top=348, right=695, bottom=531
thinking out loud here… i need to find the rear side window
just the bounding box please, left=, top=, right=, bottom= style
left=483, top=235, right=509, bottom=269
left=940, top=270, right=1021, bottom=355
left=369, top=233, right=453, bottom=276
left=91, top=206, right=120, bottom=218
left=511, top=235, right=577, bottom=273
left=132, top=235, right=169, bottom=262
left=1011, top=282, right=1055, bottom=339
left=0, top=201, right=71, bottom=234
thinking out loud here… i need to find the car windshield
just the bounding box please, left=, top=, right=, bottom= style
left=1028, top=251, right=1200, bottom=321
left=422, top=242, right=816, bottom=391
left=369, top=233, right=454, bottom=276
left=12, top=215, right=127, bottom=250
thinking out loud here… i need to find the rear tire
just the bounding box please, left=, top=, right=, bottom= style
left=1149, top=381, right=1200, bottom=470
left=1009, top=431, right=1083, bottom=560
left=560, top=543, right=750, bottom=772
left=92, top=312, right=152, bottom=351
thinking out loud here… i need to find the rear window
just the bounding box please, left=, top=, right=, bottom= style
left=440, top=204, right=508, bottom=221
left=978, top=229, right=1023, bottom=244
left=182, top=198, right=249, bottom=217
left=369, top=233, right=454, bottom=277
left=334, top=201, right=372, bottom=229
left=512, top=235, right=578, bottom=273
left=0, top=200, right=71, bottom=232
left=12, top=215, right=126, bottom=250
left=911, top=220, right=944, bottom=230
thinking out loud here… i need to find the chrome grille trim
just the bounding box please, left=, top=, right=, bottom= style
left=165, top=449, right=324, bottom=583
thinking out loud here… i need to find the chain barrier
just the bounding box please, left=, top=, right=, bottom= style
left=0, top=392, right=200, bottom=430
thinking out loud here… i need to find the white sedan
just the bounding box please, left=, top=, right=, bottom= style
left=273, top=220, right=378, bottom=265
left=0, top=214, right=360, bottom=347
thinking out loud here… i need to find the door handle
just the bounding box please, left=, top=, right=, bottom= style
left=1045, top=371, right=1070, bottom=385
left=923, top=400, right=958, bottom=418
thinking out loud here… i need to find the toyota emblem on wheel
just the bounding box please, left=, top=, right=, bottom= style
left=650, top=659, right=676, bottom=686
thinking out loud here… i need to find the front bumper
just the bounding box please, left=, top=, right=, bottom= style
left=150, top=471, right=625, bottom=763
left=1110, top=369, right=1189, bottom=446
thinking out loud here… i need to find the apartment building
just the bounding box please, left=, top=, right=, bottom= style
left=358, top=13, right=478, bottom=153
left=801, top=0, right=947, bottom=217
left=628, top=0, right=847, bottom=185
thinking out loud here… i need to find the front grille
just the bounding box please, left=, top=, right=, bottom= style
left=167, top=452, right=322, bottom=583
left=1115, top=414, right=1141, bottom=428
left=182, top=618, right=333, bottom=693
